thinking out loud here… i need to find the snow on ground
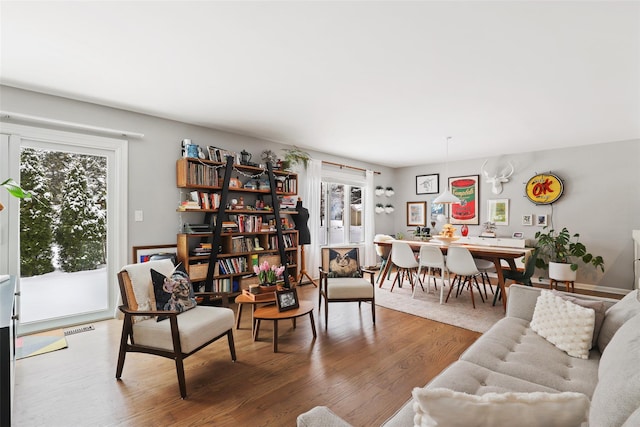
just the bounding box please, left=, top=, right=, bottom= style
left=19, top=267, right=108, bottom=323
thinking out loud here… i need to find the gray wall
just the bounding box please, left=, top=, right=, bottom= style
left=2, top=85, right=638, bottom=291
left=392, top=141, right=640, bottom=291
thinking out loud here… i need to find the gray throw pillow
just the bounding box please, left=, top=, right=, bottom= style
left=597, top=289, right=640, bottom=353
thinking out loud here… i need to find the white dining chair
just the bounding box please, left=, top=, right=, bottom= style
left=390, top=241, right=422, bottom=293
left=445, top=246, right=485, bottom=309
left=415, top=245, right=449, bottom=304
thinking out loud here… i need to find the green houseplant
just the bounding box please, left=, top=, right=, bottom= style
left=282, top=146, right=310, bottom=170
left=0, top=178, right=32, bottom=211
left=534, top=226, right=605, bottom=280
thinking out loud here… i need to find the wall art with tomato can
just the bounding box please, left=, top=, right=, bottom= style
left=448, top=175, right=480, bottom=225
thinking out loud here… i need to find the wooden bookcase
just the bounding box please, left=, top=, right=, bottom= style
left=176, top=156, right=299, bottom=295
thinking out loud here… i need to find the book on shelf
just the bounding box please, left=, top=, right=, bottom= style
left=184, top=223, right=211, bottom=233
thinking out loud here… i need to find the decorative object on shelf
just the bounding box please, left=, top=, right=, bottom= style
left=261, top=149, right=278, bottom=165
left=375, top=203, right=385, bottom=214
left=384, top=204, right=395, bottom=214
left=385, top=187, right=395, bottom=197
left=240, top=149, right=252, bottom=165
left=407, top=201, right=427, bottom=226
left=433, top=137, right=461, bottom=205
left=282, top=146, right=311, bottom=170
left=461, top=224, right=469, bottom=236
left=416, top=174, right=439, bottom=195
left=433, top=224, right=459, bottom=246
left=449, top=175, right=480, bottom=225
left=480, top=160, right=514, bottom=195
left=487, top=198, right=509, bottom=226
left=525, top=172, right=564, bottom=205
left=253, top=260, right=286, bottom=287
left=413, top=226, right=431, bottom=241
left=534, top=227, right=605, bottom=280
left=375, top=186, right=385, bottom=196
left=480, top=221, right=496, bottom=238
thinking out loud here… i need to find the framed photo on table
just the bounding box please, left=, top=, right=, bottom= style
left=448, top=175, right=480, bottom=225
left=407, top=201, right=427, bottom=226
left=276, top=288, right=299, bottom=312
left=416, top=174, right=439, bottom=195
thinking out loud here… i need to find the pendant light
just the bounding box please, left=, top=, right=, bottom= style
left=433, top=136, right=461, bottom=205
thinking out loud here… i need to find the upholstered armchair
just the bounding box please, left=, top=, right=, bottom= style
left=318, top=247, right=375, bottom=328
left=115, top=259, right=236, bottom=398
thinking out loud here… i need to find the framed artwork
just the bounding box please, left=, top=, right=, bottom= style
left=132, top=244, right=178, bottom=264
left=536, top=214, right=548, bottom=226
left=512, top=232, right=524, bottom=239
left=430, top=202, right=446, bottom=220
left=407, top=201, right=427, bottom=226
left=522, top=214, right=533, bottom=226
left=416, top=174, right=439, bottom=195
left=487, top=199, right=509, bottom=226
left=448, top=175, right=480, bottom=225
left=276, top=288, right=299, bottom=312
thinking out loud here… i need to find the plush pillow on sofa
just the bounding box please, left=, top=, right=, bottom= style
left=550, top=290, right=606, bottom=348
left=150, top=267, right=197, bottom=322
left=597, top=289, right=640, bottom=353
left=411, top=388, right=589, bottom=427
left=530, top=290, right=594, bottom=359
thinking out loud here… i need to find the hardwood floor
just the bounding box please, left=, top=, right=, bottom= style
left=13, top=285, right=480, bottom=426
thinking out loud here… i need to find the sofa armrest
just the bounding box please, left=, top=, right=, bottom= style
left=297, top=406, right=353, bottom=427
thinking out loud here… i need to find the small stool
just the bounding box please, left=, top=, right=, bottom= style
left=550, top=279, right=575, bottom=293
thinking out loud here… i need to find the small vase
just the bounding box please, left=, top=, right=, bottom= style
left=461, top=224, right=469, bottom=237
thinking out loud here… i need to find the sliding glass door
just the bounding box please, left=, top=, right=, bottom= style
left=1, top=124, right=127, bottom=334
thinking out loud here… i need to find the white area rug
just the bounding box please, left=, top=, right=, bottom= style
left=375, top=274, right=506, bottom=333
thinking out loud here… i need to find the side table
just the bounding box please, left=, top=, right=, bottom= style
left=253, top=300, right=316, bottom=352
left=234, top=293, right=276, bottom=330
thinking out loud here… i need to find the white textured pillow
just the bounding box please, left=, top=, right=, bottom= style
left=412, top=388, right=590, bottom=427
left=530, top=290, right=595, bottom=359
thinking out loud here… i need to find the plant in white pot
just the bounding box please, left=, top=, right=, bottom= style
left=534, top=226, right=605, bottom=281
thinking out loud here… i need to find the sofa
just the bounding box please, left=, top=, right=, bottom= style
left=297, top=284, right=640, bottom=427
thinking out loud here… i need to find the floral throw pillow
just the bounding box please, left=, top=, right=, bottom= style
left=150, top=267, right=197, bottom=322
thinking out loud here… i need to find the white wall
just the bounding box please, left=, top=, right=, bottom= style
left=392, top=140, right=640, bottom=291
left=2, top=85, right=638, bottom=291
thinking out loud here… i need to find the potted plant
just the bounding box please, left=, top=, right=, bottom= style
left=375, top=203, right=385, bottom=214
left=534, top=226, right=605, bottom=281
left=0, top=178, right=32, bottom=211
left=375, top=186, right=384, bottom=196
left=282, top=146, right=310, bottom=170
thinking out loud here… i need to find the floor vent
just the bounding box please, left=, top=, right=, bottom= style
left=64, top=325, right=95, bottom=336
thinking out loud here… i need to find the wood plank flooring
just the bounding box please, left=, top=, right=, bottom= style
left=12, top=284, right=480, bottom=427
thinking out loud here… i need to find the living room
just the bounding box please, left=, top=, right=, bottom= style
left=1, top=1, right=639, bottom=426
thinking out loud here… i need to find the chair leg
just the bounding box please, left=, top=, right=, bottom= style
left=445, top=276, right=458, bottom=303
left=227, top=330, right=237, bottom=362
left=469, top=279, right=476, bottom=309
left=473, top=277, right=485, bottom=303
left=115, top=317, right=132, bottom=379
left=324, top=295, right=329, bottom=329
left=175, top=355, right=187, bottom=399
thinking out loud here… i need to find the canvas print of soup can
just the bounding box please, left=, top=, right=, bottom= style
left=449, top=175, right=480, bottom=224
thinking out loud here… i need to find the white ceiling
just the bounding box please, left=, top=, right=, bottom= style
left=1, top=1, right=639, bottom=168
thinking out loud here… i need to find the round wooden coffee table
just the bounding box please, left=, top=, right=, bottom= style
left=253, top=300, right=316, bottom=352
left=234, top=293, right=276, bottom=330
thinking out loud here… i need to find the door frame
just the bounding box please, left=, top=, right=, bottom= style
left=1, top=123, right=128, bottom=334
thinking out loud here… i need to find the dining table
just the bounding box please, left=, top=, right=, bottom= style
left=374, top=239, right=533, bottom=312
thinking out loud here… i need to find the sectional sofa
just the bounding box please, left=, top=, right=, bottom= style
left=297, top=284, right=640, bottom=427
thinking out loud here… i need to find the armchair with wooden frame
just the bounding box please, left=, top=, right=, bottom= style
left=115, top=259, right=236, bottom=398
left=318, top=247, right=375, bottom=329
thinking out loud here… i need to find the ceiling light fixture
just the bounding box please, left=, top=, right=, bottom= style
left=433, top=136, right=461, bottom=205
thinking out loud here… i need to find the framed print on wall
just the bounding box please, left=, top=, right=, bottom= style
left=448, top=175, right=480, bottom=225
left=407, top=201, right=427, bottom=226
left=416, top=174, right=439, bottom=195
left=431, top=201, right=446, bottom=220
left=536, top=214, right=548, bottom=226
left=522, top=214, right=533, bottom=226
left=487, top=199, right=509, bottom=226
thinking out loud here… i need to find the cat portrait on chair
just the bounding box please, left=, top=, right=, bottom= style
left=328, top=248, right=362, bottom=278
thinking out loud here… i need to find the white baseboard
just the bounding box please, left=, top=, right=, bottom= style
left=484, top=272, right=631, bottom=296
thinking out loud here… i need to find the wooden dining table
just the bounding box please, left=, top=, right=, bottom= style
left=375, top=239, right=532, bottom=312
